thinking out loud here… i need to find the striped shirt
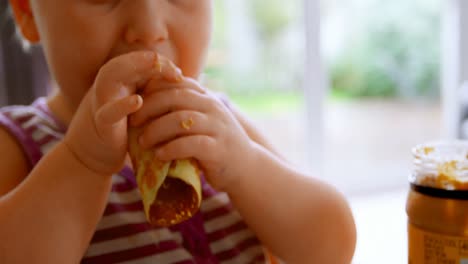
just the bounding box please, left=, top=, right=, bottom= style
left=0, top=97, right=267, bottom=264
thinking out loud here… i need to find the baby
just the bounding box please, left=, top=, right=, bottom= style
left=0, top=0, right=356, bottom=263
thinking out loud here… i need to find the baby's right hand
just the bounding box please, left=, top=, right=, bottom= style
left=63, top=51, right=179, bottom=175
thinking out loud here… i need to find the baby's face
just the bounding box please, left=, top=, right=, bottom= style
left=30, top=0, right=212, bottom=108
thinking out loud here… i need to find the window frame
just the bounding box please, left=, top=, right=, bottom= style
left=441, top=0, right=468, bottom=139
left=303, top=0, right=326, bottom=174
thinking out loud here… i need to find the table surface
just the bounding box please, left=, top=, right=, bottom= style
left=350, top=189, right=408, bottom=264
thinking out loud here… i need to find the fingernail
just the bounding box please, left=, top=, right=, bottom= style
left=177, top=68, right=184, bottom=80
left=169, top=65, right=182, bottom=82
left=133, top=95, right=142, bottom=105
left=175, top=73, right=183, bottom=82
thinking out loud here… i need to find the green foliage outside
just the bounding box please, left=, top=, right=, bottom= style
left=205, top=0, right=302, bottom=112
left=249, top=0, right=295, bottom=42
left=206, top=0, right=442, bottom=114
left=329, top=0, right=441, bottom=99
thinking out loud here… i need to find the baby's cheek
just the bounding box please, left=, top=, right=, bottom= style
left=176, top=39, right=210, bottom=78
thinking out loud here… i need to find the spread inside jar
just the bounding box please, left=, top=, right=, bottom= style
left=411, top=142, right=468, bottom=190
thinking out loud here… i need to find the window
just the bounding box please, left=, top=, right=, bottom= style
left=208, top=0, right=445, bottom=193
left=209, top=1, right=455, bottom=263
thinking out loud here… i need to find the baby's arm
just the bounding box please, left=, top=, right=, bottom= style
left=0, top=128, right=29, bottom=196
left=0, top=130, right=112, bottom=263
left=229, top=109, right=357, bottom=264
left=0, top=51, right=177, bottom=263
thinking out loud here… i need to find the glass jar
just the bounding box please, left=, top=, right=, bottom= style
left=407, top=141, right=468, bottom=264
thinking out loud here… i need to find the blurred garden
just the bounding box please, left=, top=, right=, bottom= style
left=205, top=0, right=441, bottom=114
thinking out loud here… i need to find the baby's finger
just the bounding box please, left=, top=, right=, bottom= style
left=95, top=94, right=143, bottom=125
left=154, top=135, right=217, bottom=162
left=93, top=52, right=179, bottom=107
left=155, top=55, right=184, bottom=83
left=138, top=111, right=210, bottom=149
left=142, top=76, right=206, bottom=97
left=94, top=51, right=158, bottom=106
left=131, top=88, right=211, bottom=127
left=183, top=77, right=208, bottom=93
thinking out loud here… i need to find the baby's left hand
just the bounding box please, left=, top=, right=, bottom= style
left=130, top=74, right=257, bottom=191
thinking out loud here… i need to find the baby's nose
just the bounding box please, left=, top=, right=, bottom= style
left=124, top=2, right=169, bottom=46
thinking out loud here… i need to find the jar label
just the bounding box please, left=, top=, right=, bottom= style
left=409, top=223, right=468, bottom=264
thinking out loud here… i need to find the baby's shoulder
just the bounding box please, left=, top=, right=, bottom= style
left=0, top=102, right=52, bottom=196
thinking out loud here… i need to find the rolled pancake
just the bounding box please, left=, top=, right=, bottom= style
left=128, top=127, right=202, bottom=227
